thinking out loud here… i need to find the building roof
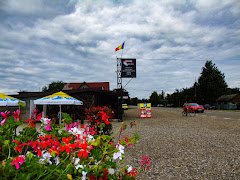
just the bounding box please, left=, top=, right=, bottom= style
left=63, top=82, right=109, bottom=91
left=11, top=89, right=115, bottom=99
left=216, top=94, right=240, bottom=103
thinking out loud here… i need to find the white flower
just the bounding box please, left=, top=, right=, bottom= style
left=54, top=156, right=60, bottom=165
left=127, top=165, right=133, bottom=173
left=82, top=171, right=87, bottom=180
left=75, top=164, right=85, bottom=170
left=41, top=118, right=51, bottom=125
left=72, top=157, right=85, bottom=170
left=87, top=135, right=94, bottom=142
left=117, top=144, right=124, bottom=154
left=113, top=151, right=122, bottom=160
left=39, top=150, right=52, bottom=164
left=38, top=131, right=46, bottom=136
left=113, top=143, right=125, bottom=160
left=75, top=164, right=81, bottom=170
left=68, top=127, right=84, bottom=136
left=73, top=157, right=80, bottom=165
left=108, top=168, right=115, bottom=175
left=72, top=157, right=80, bottom=169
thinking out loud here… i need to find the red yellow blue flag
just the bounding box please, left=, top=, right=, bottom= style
left=115, top=42, right=125, bottom=51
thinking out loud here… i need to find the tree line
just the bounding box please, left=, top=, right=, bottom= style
left=41, top=60, right=239, bottom=107
left=129, top=60, right=240, bottom=107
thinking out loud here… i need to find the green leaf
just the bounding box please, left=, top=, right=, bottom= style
left=4, top=140, right=10, bottom=145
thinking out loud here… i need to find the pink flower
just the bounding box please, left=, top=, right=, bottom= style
left=13, top=109, right=20, bottom=122
left=45, top=119, right=51, bottom=131
left=0, top=119, right=6, bottom=126
left=45, top=124, right=51, bottom=131
left=65, top=122, right=80, bottom=131
left=0, top=111, right=10, bottom=126
left=41, top=118, right=52, bottom=131
left=11, top=155, right=25, bottom=170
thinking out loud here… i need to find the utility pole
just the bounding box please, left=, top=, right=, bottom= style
left=194, top=77, right=197, bottom=101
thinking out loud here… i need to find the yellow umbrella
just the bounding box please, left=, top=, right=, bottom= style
left=33, top=91, right=83, bottom=123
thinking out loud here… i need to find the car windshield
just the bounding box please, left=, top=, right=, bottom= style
left=189, top=103, right=199, bottom=106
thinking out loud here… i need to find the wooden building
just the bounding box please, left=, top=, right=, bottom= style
left=216, top=94, right=240, bottom=110
left=12, top=89, right=119, bottom=120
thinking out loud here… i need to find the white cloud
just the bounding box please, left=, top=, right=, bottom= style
left=0, top=0, right=45, bottom=14
left=0, top=0, right=239, bottom=98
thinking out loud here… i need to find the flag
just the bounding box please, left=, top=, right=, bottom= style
left=115, top=42, right=125, bottom=51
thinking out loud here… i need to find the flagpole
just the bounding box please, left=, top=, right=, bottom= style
left=115, top=41, right=125, bottom=121
left=120, top=47, right=124, bottom=59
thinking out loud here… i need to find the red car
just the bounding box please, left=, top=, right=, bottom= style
left=183, top=103, right=204, bottom=113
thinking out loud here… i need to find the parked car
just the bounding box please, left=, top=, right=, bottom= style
left=122, top=104, right=128, bottom=110
left=183, top=103, right=204, bottom=113
left=204, top=104, right=216, bottom=110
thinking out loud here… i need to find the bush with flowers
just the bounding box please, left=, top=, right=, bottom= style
left=0, top=106, right=147, bottom=180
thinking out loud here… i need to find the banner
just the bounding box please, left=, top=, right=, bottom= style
left=139, top=103, right=152, bottom=118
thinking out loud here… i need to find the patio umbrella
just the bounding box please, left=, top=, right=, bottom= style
left=0, top=92, right=25, bottom=106
left=33, top=91, right=83, bottom=123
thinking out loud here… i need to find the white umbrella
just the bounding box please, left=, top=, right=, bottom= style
left=0, top=92, right=25, bottom=106
left=33, top=91, right=83, bottom=123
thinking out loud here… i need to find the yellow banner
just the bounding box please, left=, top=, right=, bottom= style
left=139, top=103, right=151, bottom=109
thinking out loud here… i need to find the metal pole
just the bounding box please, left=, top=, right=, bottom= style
left=59, top=105, right=62, bottom=124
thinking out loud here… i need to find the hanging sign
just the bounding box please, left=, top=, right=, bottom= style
left=120, top=58, right=136, bottom=78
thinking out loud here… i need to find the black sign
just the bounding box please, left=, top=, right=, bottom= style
left=120, top=58, right=136, bottom=78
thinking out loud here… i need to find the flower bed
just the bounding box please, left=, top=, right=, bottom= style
left=0, top=107, right=148, bottom=180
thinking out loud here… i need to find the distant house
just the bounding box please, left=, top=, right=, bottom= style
left=63, top=82, right=109, bottom=91
left=216, top=94, right=240, bottom=110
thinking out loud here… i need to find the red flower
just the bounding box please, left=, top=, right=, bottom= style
left=140, top=155, right=151, bottom=170
left=62, top=137, right=72, bottom=144
left=127, top=167, right=138, bottom=178
left=25, top=118, right=36, bottom=128
left=11, top=155, right=25, bottom=170
left=76, top=137, right=91, bottom=158
left=13, top=140, right=25, bottom=153
left=103, top=168, right=108, bottom=180
left=124, top=136, right=129, bottom=143
left=61, top=136, right=76, bottom=154
left=36, top=113, right=42, bottom=121
left=99, top=111, right=110, bottom=125
left=77, top=149, right=89, bottom=158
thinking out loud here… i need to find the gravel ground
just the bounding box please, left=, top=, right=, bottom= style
left=112, top=106, right=240, bottom=179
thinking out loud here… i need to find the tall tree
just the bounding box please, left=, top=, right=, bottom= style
left=130, top=97, right=138, bottom=106
left=197, top=60, right=227, bottom=104
left=42, top=81, right=64, bottom=92
left=149, top=91, right=160, bottom=106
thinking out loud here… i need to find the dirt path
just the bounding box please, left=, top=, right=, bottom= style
left=114, top=106, right=240, bottom=179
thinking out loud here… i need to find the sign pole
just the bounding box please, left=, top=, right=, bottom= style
left=116, top=46, right=124, bottom=121
left=117, top=57, right=123, bottom=121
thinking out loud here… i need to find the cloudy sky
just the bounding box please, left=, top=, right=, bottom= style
left=0, top=0, right=239, bottom=99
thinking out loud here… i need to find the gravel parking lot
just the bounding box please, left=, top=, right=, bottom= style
left=113, top=106, right=240, bottom=179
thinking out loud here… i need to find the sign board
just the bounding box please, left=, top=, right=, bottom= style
left=120, top=58, right=136, bottom=78
left=139, top=103, right=151, bottom=109
left=138, top=103, right=152, bottom=118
